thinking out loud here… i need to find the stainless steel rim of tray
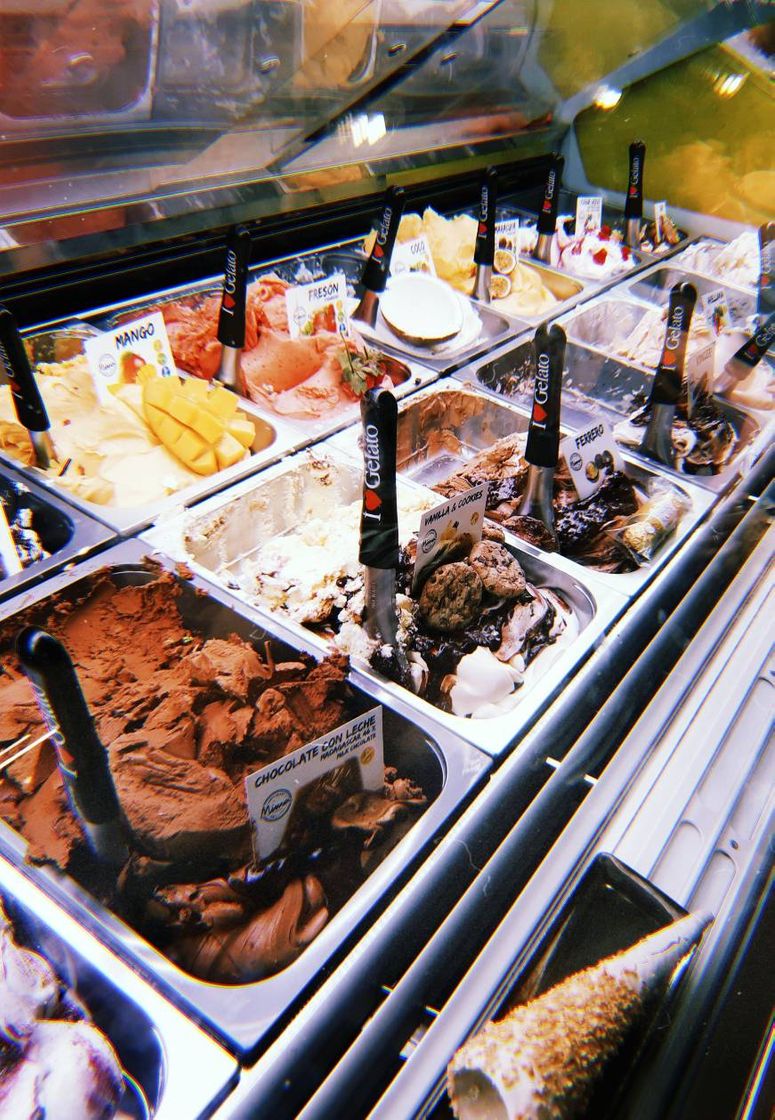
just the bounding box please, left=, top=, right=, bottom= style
left=328, top=379, right=717, bottom=598
left=0, top=853, right=237, bottom=1120
left=0, top=538, right=490, bottom=1055
left=0, top=461, right=115, bottom=602
left=143, top=442, right=628, bottom=757
left=457, top=330, right=767, bottom=495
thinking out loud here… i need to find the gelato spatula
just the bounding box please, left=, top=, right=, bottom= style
left=517, top=323, right=566, bottom=547
left=353, top=186, right=406, bottom=328
left=639, top=281, right=697, bottom=467
left=757, top=221, right=774, bottom=317
left=0, top=501, right=22, bottom=576
left=217, top=224, right=252, bottom=392
left=359, top=387, right=408, bottom=677
left=624, top=140, right=646, bottom=249
left=472, top=166, right=498, bottom=303
left=715, top=311, right=775, bottom=395
left=533, top=153, right=564, bottom=264
left=0, top=306, right=56, bottom=469
left=17, top=627, right=128, bottom=867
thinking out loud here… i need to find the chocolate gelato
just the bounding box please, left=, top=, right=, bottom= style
left=435, top=433, right=641, bottom=573
left=616, top=388, right=737, bottom=475
left=0, top=569, right=426, bottom=984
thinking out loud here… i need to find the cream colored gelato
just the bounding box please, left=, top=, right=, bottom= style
left=676, top=231, right=759, bottom=289
left=0, top=357, right=202, bottom=508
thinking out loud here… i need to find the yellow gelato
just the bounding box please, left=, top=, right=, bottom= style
left=0, top=357, right=228, bottom=508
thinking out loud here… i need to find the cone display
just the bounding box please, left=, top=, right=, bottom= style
left=447, top=911, right=709, bottom=1120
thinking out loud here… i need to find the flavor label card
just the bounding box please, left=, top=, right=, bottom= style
left=286, top=273, right=350, bottom=340
left=685, top=340, right=716, bottom=394
left=560, top=420, right=622, bottom=499
left=245, top=707, right=384, bottom=862
left=391, top=234, right=436, bottom=277
left=701, top=288, right=731, bottom=335
left=495, top=218, right=520, bottom=264
left=413, top=483, right=488, bottom=591
left=575, top=196, right=603, bottom=236
left=653, top=200, right=668, bottom=242
left=84, top=312, right=176, bottom=403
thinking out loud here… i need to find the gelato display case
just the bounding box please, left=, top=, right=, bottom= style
left=0, top=2, right=772, bottom=1118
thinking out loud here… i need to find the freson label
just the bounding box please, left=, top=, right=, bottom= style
left=286, top=272, right=350, bottom=340
left=84, top=312, right=176, bottom=403
left=560, top=419, right=622, bottom=499
left=245, top=707, right=384, bottom=861
left=413, top=483, right=488, bottom=590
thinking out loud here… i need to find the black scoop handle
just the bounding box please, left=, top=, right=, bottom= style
left=537, top=154, right=565, bottom=237
left=474, top=166, right=498, bottom=267
left=217, top=225, right=252, bottom=349
left=649, top=282, right=698, bottom=407
left=0, top=306, right=51, bottom=433
left=525, top=323, right=566, bottom=468
left=361, top=187, right=407, bottom=294
left=624, top=140, right=646, bottom=221
left=17, top=628, right=122, bottom=829
left=359, top=387, right=399, bottom=568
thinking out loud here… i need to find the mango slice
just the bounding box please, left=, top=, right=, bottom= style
left=141, top=371, right=257, bottom=475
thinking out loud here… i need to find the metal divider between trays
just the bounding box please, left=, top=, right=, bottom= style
left=210, top=442, right=774, bottom=1120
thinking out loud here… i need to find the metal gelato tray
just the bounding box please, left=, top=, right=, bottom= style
left=361, top=853, right=695, bottom=1120
left=0, top=318, right=302, bottom=537
left=262, top=242, right=522, bottom=374
left=100, top=273, right=438, bottom=443
left=0, top=462, right=115, bottom=602
left=0, top=854, right=237, bottom=1120
left=560, top=293, right=774, bottom=417
left=463, top=335, right=764, bottom=495
left=144, top=446, right=628, bottom=757
left=334, top=381, right=715, bottom=599
left=0, top=539, right=490, bottom=1056
left=623, top=263, right=758, bottom=324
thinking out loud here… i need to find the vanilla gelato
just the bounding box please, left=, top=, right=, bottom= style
left=675, top=231, right=759, bottom=289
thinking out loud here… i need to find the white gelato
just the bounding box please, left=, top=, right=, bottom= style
left=551, top=217, right=637, bottom=281
left=675, top=231, right=759, bottom=289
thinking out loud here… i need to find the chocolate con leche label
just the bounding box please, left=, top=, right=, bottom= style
left=245, top=707, right=384, bottom=861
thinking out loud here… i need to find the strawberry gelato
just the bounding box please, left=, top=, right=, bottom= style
left=139, top=275, right=409, bottom=421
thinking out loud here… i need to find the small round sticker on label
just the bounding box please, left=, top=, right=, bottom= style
left=360, top=746, right=375, bottom=767
left=261, top=788, right=292, bottom=822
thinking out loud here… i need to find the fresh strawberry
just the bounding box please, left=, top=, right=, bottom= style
left=599, top=224, right=612, bottom=240
left=592, top=248, right=608, bottom=265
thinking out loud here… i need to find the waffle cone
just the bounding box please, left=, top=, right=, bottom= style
left=447, top=911, right=709, bottom=1120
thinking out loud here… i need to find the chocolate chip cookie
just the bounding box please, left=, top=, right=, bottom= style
left=418, top=562, right=483, bottom=632
left=468, top=540, right=526, bottom=599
